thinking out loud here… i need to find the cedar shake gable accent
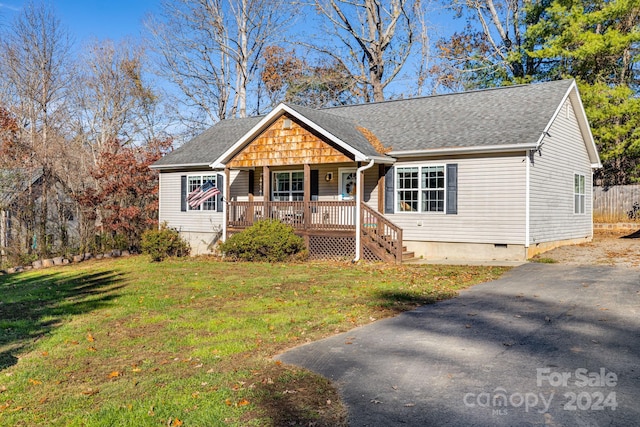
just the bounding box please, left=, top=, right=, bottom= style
left=227, top=115, right=353, bottom=167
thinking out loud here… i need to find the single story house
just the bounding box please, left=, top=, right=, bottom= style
left=151, top=79, right=601, bottom=263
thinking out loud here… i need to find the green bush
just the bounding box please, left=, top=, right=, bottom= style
left=219, top=219, right=307, bottom=262
left=141, top=224, right=190, bottom=262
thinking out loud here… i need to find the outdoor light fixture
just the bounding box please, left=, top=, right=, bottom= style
left=325, top=172, right=333, bottom=182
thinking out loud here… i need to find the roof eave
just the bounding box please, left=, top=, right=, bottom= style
left=388, top=143, right=538, bottom=158
left=150, top=162, right=213, bottom=171
left=536, top=80, right=601, bottom=167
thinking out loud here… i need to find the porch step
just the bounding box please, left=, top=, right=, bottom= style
left=401, top=246, right=417, bottom=263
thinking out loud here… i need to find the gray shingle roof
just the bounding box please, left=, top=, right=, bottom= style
left=325, top=79, right=573, bottom=153
left=0, top=168, right=42, bottom=206
left=152, top=116, right=263, bottom=169
left=152, top=79, right=574, bottom=168
left=283, top=103, right=383, bottom=158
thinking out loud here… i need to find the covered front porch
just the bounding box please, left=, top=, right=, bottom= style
left=222, top=163, right=407, bottom=263
left=213, top=108, right=407, bottom=263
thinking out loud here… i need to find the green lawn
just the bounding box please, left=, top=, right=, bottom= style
left=0, top=256, right=507, bottom=426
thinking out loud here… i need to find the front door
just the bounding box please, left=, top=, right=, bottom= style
left=339, top=168, right=357, bottom=201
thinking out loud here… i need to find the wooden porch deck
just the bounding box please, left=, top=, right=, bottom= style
left=227, top=201, right=409, bottom=264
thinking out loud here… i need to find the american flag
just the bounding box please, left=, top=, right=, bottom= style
left=187, top=180, right=221, bottom=209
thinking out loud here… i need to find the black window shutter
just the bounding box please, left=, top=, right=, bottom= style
left=446, top=164, right=458, bottom=215
left=310, top=170, right=319, bottom=197
left=248, top=170, right=255, bottom=195
left=216, top=173, right=224, bottom=212
left=180, top=175, right=187, bottom=212
left=384, top=166, right=395, bottom=214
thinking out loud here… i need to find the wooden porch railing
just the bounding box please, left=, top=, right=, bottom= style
left=361, top=204, right=404, bottom=264
left=228, top=200, right=356, bottom=231
left=228, top=200, right=404, bottom=264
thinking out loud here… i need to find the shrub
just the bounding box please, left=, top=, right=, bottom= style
left=219, top=219, right=306, bottom=262
left=141, top=224, right=190, bottom=262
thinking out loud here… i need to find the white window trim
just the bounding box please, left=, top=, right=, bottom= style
left=574, top=173, right=586, bottom=215
left=272, top=170, right=304, bottom=201
left=187, top=174, right=218, bottom=212
left=396, top=164, right=446, bottom=214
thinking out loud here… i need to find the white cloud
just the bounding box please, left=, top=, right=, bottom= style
left=0, top=3, right=21, bottom=12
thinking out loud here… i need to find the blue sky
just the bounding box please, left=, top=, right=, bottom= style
left=0, top=1, right=159, bottom=42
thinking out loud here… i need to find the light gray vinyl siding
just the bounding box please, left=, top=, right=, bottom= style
left=158, top=171, right=224, bottom=232
left=529, top=98, right=593, bottom=243
left=363, top=166, right=379, bottom=209
left=387, top=155, right=527, bottom=244
left=229, top=170, right=250, bottom=201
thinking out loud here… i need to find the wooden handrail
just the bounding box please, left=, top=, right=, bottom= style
left=360, top=204, right=403, bottom=264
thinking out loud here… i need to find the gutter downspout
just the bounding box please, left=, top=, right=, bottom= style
left=353, top=159, right=376, bottom=262
left=525, top=150, right=531, bottom=258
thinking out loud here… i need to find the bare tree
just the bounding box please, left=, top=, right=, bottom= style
left=433, top=0, right=546, bottom=89
left=0, top=1, right=74, bottom=256
left=310, top=0, right=424, bottom=102
left=146, top=0, right=293, bottom=129
left=73, top=39, right=158, bottom=163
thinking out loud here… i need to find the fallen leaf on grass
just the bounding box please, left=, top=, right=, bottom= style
left=87, top=333, right=95, bottom=342
left=88, top=347, right=97, bottom=352
left=237, top=399, right=250, bottom=406
left=28, top=378, right=42, bottom=385
left=108, top=371, right=120, bottom=379
left=82, top=388, right=99, bottom=396
left=41, top=351, right=49, bottom=357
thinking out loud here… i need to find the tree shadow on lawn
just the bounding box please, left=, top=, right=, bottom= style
left=0, top=270, right=125, bottom=370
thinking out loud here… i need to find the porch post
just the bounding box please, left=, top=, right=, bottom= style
left=263, top=165, right=270, bottom=219
left=224, top=167, right=230, bottom=240
left=303, top=163, right=311, bottom=232
left=378, top=164, right=385, bottom=213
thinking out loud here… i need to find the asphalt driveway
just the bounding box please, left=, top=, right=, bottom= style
left=277, top=263, right=640, bottom=426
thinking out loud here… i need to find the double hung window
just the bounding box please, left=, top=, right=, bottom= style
left=273, top=171, right=304, bottom=201
left=187, top=175, right=217, bottom=211
left=574, top=174, right=585, bottom=214
left=397, top=166, right=445, bottom=212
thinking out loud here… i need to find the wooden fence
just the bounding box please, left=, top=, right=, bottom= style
left=593, top=185, right=640, bottom=221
